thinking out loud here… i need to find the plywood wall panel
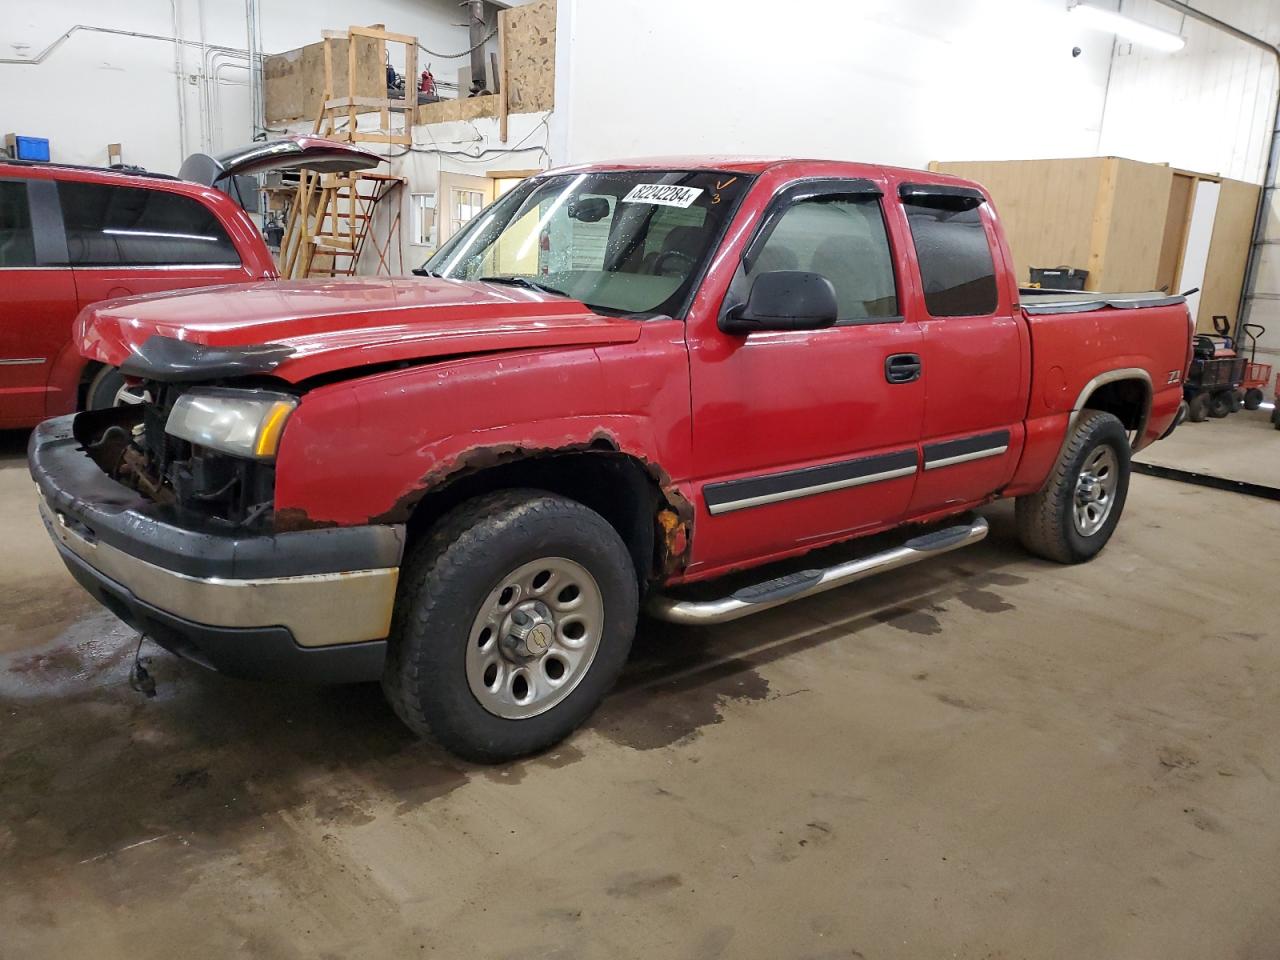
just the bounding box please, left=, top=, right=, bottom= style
left=504, top=0, right=556, bottom=114
left=1198, top=177, right=1262, bottom=332
left=264, top=36, right=384, bottom=125
left=1094, top=158, right=1171, bottom=292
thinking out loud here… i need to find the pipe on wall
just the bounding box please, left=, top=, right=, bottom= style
left=1151, top=0, right=1280, bottom=335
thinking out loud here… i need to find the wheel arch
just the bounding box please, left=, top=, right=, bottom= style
left=1073, top=368, right=1153, bottom=449
left=402, top=443, right=692, bottom=586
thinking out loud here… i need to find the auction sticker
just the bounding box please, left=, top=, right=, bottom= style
left=621, top=184, right=704, bottom=208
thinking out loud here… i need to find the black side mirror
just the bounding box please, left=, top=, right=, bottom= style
left=722, top=271, right=839, bottom=334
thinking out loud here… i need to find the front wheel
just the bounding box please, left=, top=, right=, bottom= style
left=382, top=489, right=638, bottom=763
left=1015, top=410, right=1131, bottom=564
left=1244, top=388, right=1265, bottom=411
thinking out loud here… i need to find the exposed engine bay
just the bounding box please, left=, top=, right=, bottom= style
left=73, top=384, right=281, bottom=530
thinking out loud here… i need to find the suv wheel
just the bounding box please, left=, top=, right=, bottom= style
left=1015, top=409, right=1131, bottom=564
left=382, top=489, right=638, bottom=762
left=85, top=366, right=127, bottom=410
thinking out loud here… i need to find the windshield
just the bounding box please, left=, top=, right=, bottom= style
left=422, top=170, right=752, bottom=316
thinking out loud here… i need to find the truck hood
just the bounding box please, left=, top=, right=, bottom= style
left=76, top=277, right=643, bottom=383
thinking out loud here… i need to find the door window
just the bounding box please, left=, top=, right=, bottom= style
left=57, top=182, right=240, bottom=267
left=0, top=181, right=36, bottom=267
left=744, top=195, right=898, bottom=321
left=902, top=198, right=998, bottom=317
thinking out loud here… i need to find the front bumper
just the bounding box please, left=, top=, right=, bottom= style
left=30, top=415, right=405, bottom=682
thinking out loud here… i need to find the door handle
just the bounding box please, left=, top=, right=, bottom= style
left=885, top=353, right=922, bottom=384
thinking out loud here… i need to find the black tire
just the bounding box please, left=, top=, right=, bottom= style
left=1229, top=390, right=1244, bottom=413
left=1244, top=388, right=1264, bottom=411
left=1015, top=409, right=1131, bottom=564
left=382, top=489, right=638, bottom=763
left=85, top=365, right=126, bottom=410
left=1209, top=391, right=1233, bottom=419
left=1272, top=405, right=1280, bottom=430
left=1187, top=392, right=1210, bottom=422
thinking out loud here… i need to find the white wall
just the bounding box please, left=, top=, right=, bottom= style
left=0, top=0, right=497, bottom=173
left=551, top=0, right=1118, bottom=169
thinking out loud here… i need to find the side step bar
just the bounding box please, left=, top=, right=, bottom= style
left=647, top=516, right=989, bottom=625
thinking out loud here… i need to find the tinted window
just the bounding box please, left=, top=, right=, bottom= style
left=58, top=182, right=239, bottom=266
left=745, top=195, right=898, bottom=320
left=903, top=199, right=998, bottom=316
left=0, top=181, right=36, bottom=267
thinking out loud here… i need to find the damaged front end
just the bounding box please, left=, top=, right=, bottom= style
left=75, top=336, right=299, bottom=531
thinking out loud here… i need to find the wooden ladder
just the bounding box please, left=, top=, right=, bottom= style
left=277, top=24, right=413, bottom=279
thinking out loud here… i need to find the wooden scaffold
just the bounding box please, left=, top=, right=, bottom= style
left=277, top=24, right=413, bottom=279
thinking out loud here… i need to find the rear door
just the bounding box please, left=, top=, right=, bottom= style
left=895, top=183, right=1026, bottom=516
left=57, top=180, right=252, bottom=310
left=0, top=177, right=78, bottom=428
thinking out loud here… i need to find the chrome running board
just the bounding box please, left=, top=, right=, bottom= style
left=647, top=516, right=989, bottom=625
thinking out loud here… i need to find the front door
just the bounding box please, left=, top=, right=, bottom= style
left=0, top=178, right=77, bottom=428
left=687, top=179, right=925, bottom=575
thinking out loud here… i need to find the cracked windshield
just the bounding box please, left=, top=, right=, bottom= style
left=424, top=170, right=751, bottom=315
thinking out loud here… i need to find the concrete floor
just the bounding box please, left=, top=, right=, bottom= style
left=1135, top=404, right=1280, bottom=487
left=4, top=427, right=1280, bottom=960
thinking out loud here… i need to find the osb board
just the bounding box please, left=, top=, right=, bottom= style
left=1091, top=158, right=1171, bottom=292
left=504, top=0, right=555, bottom=114
left=416, top=94, right=498, bottom=125
left=1197, top=177, right=1261, bottom=331
left=929, top=158, right=1105, bottom=288
left=264, top=36, right=384, bottom=125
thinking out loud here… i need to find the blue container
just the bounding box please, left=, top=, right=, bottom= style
left=13, top=136, right=50, bottom=162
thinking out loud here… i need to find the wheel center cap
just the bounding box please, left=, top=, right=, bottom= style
left=1077, top=474, right=1102, bottom=503
left=503, top=602, right=555, bottom=662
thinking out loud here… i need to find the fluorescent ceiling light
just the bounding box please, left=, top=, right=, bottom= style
left=1069, top=2, right=1186, bottom=52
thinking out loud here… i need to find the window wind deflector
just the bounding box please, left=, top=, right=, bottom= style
left=898, top=183, right=985, bottom=211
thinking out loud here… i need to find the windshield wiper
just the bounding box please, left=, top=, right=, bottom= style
left=477, top=275, right=571, bottom=298
left=412, top=267, right=444, bottom=278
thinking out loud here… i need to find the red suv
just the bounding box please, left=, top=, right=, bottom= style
left=0, top=137, right=377, bottom=427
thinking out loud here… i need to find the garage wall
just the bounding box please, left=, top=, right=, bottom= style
left=1098, top=0, right=1280, bottom=355
left=550, top=0, right=1118, bottom=169
left=0, top=0, right=498, bottom=174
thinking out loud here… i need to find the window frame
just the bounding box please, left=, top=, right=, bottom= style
left=410, top=191, right=436, bottom=247
left=54, top=180, right=241, bottom=270
left=720, top=177, right=905, bottom=330
left=897, top=182, right=1000, bottom=320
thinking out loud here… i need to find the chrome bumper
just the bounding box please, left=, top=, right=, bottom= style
left=40, top=498, right=398, bottom=648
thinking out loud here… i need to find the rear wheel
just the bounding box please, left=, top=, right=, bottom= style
left=1015, top=410, right=1131, bottom=564
left=1187, top=392, right=1210, bottom=422
left=382, top=489, right=638, bottom=763
left=1244, top=388, right=1265, bottom=411
left=1209, top=391, right=1233, bottom=419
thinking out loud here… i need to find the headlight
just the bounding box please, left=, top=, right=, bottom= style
left=165, top=388, right=298, bottom=460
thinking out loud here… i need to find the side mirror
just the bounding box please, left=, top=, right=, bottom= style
left=722, top=271, right=839, bottom=334
left=568, top=197, right=610, bottom=223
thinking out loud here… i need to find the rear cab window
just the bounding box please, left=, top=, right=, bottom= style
left=57, top=181, right=240, bottom=267
left=900, top=185, right=998, bottom=317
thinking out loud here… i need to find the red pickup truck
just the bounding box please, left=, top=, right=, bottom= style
left=30, top=158, right=1192, bottom=761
